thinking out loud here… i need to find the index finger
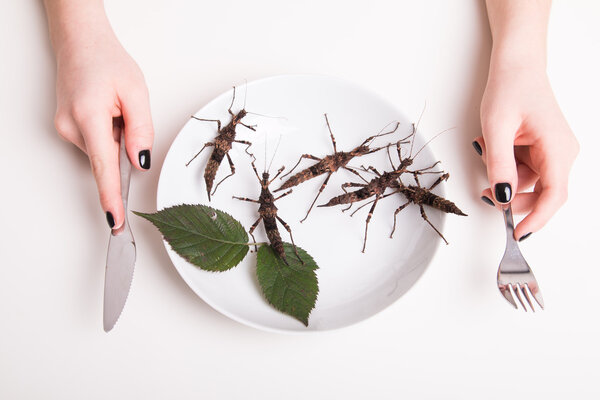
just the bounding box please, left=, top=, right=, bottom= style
left=78, top=115, right=124, bottom=230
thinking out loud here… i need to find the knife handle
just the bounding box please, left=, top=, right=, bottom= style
left=113, top=127, right=132, bottom=236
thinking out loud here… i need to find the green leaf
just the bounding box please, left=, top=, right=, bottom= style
left=256, top=243, right=319, bottom=326
left=134, top=205, right=249, bottom=272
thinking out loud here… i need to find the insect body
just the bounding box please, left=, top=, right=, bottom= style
left=186, top=86, right=256, bottom=201
left=318, top=168, right=408, bottom=253
left=387, top=173, right=466, bottom=244
left=233, top=161, right=302, bottom=265
left=318, top=129, right=445, bottom=252
left=274, top=114, right=399, bottom=222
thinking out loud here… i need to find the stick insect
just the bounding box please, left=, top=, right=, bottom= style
left=233, top=159, right=303, bottom=265
left=349, top=171, right=466, bottom=245
left=186, top=86, right=256, bottom=201
left=317, top=125, right=448, bottom=252
left=274, top=114, right=400, bottom=222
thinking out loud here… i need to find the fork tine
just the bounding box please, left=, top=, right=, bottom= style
left=527, top=283, right=545, bottom=310
left=512, top=284, right=527, bottom=311
left=519, top=283, right=535, bottom=312
left=499, top=284, right=518, bottom=309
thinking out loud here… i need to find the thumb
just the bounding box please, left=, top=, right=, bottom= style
left=482, top=120, right=519, bottom=204
left=121, top=86, right=154, bottom=171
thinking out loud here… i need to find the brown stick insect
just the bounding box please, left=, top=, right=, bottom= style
left=349, top=169, right=466, bottom=246
left=317, top=125, right=451, bottom=252
left=186, top=86, right=257, bottom=201
left=232, top=156, right=303, bottom=265
left=274, top=114, right=400, bottom=222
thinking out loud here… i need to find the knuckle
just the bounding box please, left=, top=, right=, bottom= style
left=54, top=112, right=74, bottom=141
left=70, top=99, right=97, bottom=124
left=89, top=154, right=106, bottom=178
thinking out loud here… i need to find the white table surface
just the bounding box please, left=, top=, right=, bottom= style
left=1, top=1, right=599, bottom=398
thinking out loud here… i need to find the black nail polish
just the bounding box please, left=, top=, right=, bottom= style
left=472, top=141, right=482, bottom=156
left=494, top=183, right=512, bottom=203
left=519, top=232, right=532, bottom=242
left=481, top=196, right=495, bottom=206
left=106, top=212, right=115, bottom=228
left=139, top=150, right=151, bottom=170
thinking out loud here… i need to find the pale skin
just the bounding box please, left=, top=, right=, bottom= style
left=43, top=0, right=577, bottom=239
left=477, top=0, right=579, bottom=240
left=43, top=0, right=154, bottom=231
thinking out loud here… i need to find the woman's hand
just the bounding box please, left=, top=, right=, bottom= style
left=476, top=65, right=578, bottom=240
left=45, top=0, right=154, bottom=230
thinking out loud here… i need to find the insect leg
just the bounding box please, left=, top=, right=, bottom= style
left=300, top=173, right=332, bottom=223
left=323, top=113, right=338, bottom=153
left=281, top=154, right=321, bottom=179
left=248, top=216, right=262, bottom=251
left=341, top=182, right=366, bottom=194
left=274, top=189, right=293, bottom=201
left=234, top=139, right=255, bottom=160
left=250, top=160, right=262, bottom=183
left=427, top=173, right=449, bottom=190
left=276, top=216, right=303, bottom=264
left=350, top=190, right=400, bottom=217
left=227, top=86, right=237, bottom=116
left=390, top=201, right=410, bottom=238
left=386, top=145, right=396, bottom=169
left=232, top=196, right=260, bottom=203
left=419, top=204, right=449, bottom=245
left=239, top=122, right=257, bottom=131
left=362, top=194, right=381, bottom=253
left=211, top=153, right=236, bottom=196
left=360, top=121, right=400, bottom=146
left=343, top=166, right=369, bottom=183
left=185, top=142, right=215, bottom=166
left=190, top=116, right=222, bottom=132
left=268, top=166, right=286, bottom=185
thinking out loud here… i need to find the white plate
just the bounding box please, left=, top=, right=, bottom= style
left=157, top=74, right=445, bottom=333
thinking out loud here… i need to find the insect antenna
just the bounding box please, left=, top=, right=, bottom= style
left=264, top=136, right=268, bottom=173
left=411, top=127, right=455, bottom=160
left=267, top=134, right=283, bottom=173
left=408, top=101, right=427, bottom=158
left=243, top=79, right=248, bottom=110
left=245, top=111, right=288, bottom=120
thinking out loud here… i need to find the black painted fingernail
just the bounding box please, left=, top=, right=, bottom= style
left=519, top=232, right=532, bottom=242
left=481, top=196, right=495, bottom=206
left=106, top=212, right=115, bottom=228
left=494, top=183, right=512, bottom=203
left=139, top=150, right=151, bottom=170
left=472, top=141, right=482, bottom=156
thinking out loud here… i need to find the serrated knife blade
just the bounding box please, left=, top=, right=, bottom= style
left=103, top=131, right=136, bottom=332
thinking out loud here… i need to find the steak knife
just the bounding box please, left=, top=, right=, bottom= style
left=103, top=133, right=136, bottom=332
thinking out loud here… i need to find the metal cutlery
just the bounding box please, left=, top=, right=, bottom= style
left=103, top=132, right=136, bottom=331
left=496, top=204, right=544, bottom=312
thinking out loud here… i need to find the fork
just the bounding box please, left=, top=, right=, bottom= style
left=497, top=204, right=544, bottom=311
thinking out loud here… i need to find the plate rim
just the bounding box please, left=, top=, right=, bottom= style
left=156, top=73, right=446, bottom=334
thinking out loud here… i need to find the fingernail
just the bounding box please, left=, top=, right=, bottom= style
left=519, top=232, right=532, bottom=242
left=139, top=150, right=151, bottom=170
left=472, top=141, right=482, bottom=156
left=106, top=212, right=115, bottom=228
left=481, top=196, right=495, bottom=206
left=494, top=183, right=512, bottom=203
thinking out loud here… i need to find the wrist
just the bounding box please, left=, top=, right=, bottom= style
left=44, top=0, right=114, bottom=59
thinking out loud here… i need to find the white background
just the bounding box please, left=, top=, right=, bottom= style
left=1, top=0, right=599, bottom=398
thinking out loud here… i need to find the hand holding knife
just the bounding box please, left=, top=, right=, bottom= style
left=103, top=130, right=136, bottom=332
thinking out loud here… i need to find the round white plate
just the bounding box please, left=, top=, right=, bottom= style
left=157, top=74, right=445, bottom=333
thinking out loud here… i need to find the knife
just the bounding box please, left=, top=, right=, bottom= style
left=103, top=131, right=136, bottom=332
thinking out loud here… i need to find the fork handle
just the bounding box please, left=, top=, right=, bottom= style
left=502, top=205, right=515, bottom=242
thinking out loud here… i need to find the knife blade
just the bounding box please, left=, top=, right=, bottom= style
left=103, top=131, right=136, bottom=332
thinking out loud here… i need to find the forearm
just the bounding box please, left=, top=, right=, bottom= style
left=43, top=0, right=114, bottom=58
left=486, top=0, right=551, bottom=72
